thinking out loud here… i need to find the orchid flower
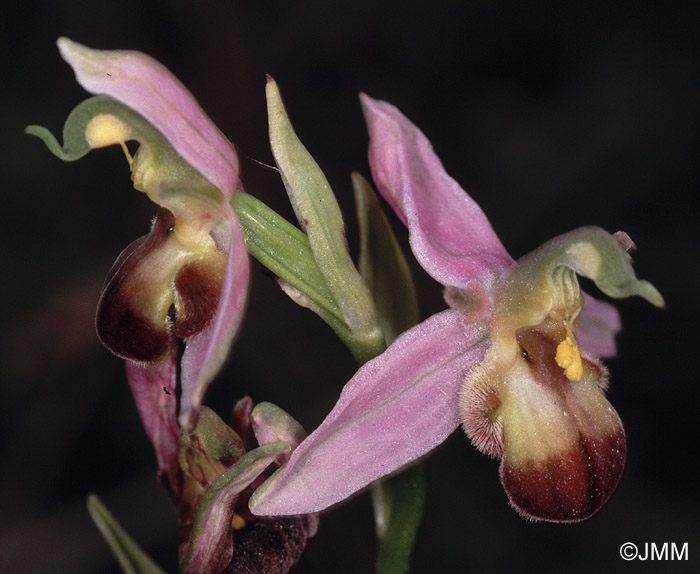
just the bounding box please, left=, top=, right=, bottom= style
left=27, top=39, right=250, bottom=491
left=250, top=95, right=664, bottom=523
left=28, top=41, right=322, bottom=573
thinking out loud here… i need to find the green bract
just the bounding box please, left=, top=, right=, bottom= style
left=265, top=78, right=385, bottom=363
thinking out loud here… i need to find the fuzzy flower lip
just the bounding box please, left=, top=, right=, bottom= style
left=30, top=38, right=250, bottom=432
left=250, top=95, right=663, bottom=520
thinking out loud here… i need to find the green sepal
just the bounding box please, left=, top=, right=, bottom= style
left=87, top=494, right=168, bottom=574
left=265, top=78, right=384, bottom=360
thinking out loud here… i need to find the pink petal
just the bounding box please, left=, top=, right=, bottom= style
left=577, top=292, right=622, bottom=359
left=179, top=209, right=250, bottom=431
left=361, top=94, right=514, bottom=290
left=57, top=38, right=239, bottom=199
left=125, top=355, right=181, bottom=500
left=249, top=310, right=490, bottom=515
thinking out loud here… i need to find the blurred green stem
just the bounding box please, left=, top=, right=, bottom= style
left=372, top=465, right=427, bottom=574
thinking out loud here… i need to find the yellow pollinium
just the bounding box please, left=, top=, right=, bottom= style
left=556, top=335, right=583, bottom=381
left=231, top=513, right=246, bottom=531
left=85, top=113, right=134, bottom=166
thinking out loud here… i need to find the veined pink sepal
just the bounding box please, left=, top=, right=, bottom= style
left=250, top=310, right=491, bottom=515
left=361, top=93, right=514, bottom=292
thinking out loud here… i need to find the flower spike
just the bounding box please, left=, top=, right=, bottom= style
left=31, top=40, right=327, bottom=574
left=54, top=42, right=251, bottom=423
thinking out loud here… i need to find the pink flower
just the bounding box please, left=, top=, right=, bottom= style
left=30, top=41, right=323, bottom=573
left=28, top=38, right=250, bottom=494
left=249, top=95, right=663, bottom=522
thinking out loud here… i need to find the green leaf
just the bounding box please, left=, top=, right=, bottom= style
left=87, top=494, right=168, bottom=574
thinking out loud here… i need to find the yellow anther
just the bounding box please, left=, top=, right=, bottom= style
left=555, top=335, right=583, bottom=381
left=231, top=513, right=246, bottom=531
left=85, top=114, right=134, bottom=166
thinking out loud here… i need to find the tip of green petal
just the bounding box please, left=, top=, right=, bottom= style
left=636, top=280, right=665, bottom=309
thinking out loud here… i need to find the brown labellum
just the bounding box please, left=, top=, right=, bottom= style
left=461, top=322, right=626, bottom=522
left=501, top=429, right=626, bottom=522
left=96, top=208, right=175, bottom=361
left=172, top=257, right=224, bottom=339
left=96, top=207, right=226, bottom=362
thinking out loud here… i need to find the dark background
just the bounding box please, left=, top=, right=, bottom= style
left=2, top=1, right=698, bottom=572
